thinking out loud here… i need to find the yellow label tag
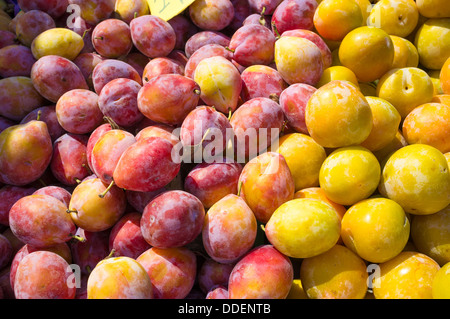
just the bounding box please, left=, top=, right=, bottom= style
left=147, top=0, right=196, bottom=21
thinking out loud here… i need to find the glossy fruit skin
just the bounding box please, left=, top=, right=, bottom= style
left=265, top=198, right=341, bottom=259
left=91, top=19, right=133, bottom=59
left=432, top=262, right=450, bottom=299
left=87, top=256, right=153, bottom=299
left=228, top=245, right=294, bottom=299
left=341, top=197, right=410, bottom=263
left=373, top=251, right=440, bottom=299
left=339, top=26, right=394, bottom=83
left=300, top=244, right=369, bottom=299
left=379, top=144, right=450, bottom=215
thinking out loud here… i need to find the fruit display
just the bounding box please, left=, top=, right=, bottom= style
left=0, top=0, right=449, bottom=302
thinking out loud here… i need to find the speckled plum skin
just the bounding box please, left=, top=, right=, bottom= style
left=113, top=136, right=181, bottom=192
left=109, top=212, right=150, bottom=259
left=30, top=55, right=89, bottom=103
left=14, top=251, right=76, bottom=299
left=70, top=228, right=110, bottom=275
left=279, top=83, right=317, bottom=134
left=130, top=15, right=176, bottom=58
left=202, top=194, right=257, bottom=264
left=229, top=24, right=277, bottom=67
left=92, top=19, right=133, bottom=59
left=0, top=76, right=47, bottom=122
left=56, top=89, right=103, bottom=135
left=91, top=129, right=136, bottom=184
left=0, top=185, right=36, bottom=226
left=241, top=65, right=288, bottom=101
left=0, top=45, right=36, bottom=78
left=18, top=0, right=68, bottom=19
left=184, top=31, right=230, bottom=58
left=230, top=97, right=285, bottom=160
left=86, top=123, right=112, bottom=172
left=228, top=245, right=293, bottom=299
left=198, top=259, right=234, bottom=294
left=33, top=186, right=72, bottom=207
left=142, top=57, right=185, bottom=84
left=92, top=59, right=142, bottom=95
left=9, top=195, right=76, bottom=249
left=98, top=78, right=143, bottom=127
left=15, top=10, right=55, bottom=47
left=271, top=0, right=318, bottom=36
left=281, top=29, right=333, bottom=69
left=73, top=53, right=105, bottom=89
left=20, top=105, right=65, bottom=142
left=189, top=0, right=235, bottom=31
left=50, top=133, right=90, bottom=186
left=135, top=125, right=179, bottom=146
left=140, top=190, right=205, bottom=249
left=9, top=243, right=72, bottom=291
left=137, top=74, right=200, bottom=126
left=184, top=161, right=243, bottom=209
left=180, top=106, right=233, bottom=157
left=136, top=247, right=197, bottom=299
left=184, top=44, right=233, bottom=79
left=0, top=121, right=53, bottom=186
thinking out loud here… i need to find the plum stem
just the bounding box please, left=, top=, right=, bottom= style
left=106, top=249, right=116, bottom=259
left=82, top=28, right=91, bottom=40
left=260, top=224, right=265, bottom=232
left=36, top=110, right=42, bottom=121
left=259, top=7, right=266, bottom=26
left=99, top=180, right=115, bottom=198
left=237, top=180, right=243, bottom=197
left=194, top=89, right=201, bottom=95
left=269, top=93, right=279, bottom=103
left=103, top=116, right=119, bottom=130
left=72, top=235, right=86, bottom=243
left=227, top=107, right=232, bottom=121
left=74, top=178, right=82, bottom=184
left=94, top=36, right=103, bottom=41
left=67, top=209, right=78, bottom=214
left=272, top=22, right=281, bottom=39
left=134, top=11, right=138, bottom=19
left=225, top=46, right=235, bottom=53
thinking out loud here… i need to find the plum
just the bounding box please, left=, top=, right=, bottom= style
left=142, top=57, right=185, bottom=84
left=137, top=74, right=200, bottom=126
left=92, top=18, right=133, bottom=59
left=189, top=0, right=235, bottom=31
left=87, top=256, right=153, bottom=299
left=228, top=24, right=277, bottom=67
left=31, top=55, right=89, bottom=103
left=0, top=121, right=52, bottom=186
left=114, top=0, right=149, bottom=23
left=68, top=0, right=116, bottom=25
left=98, top=78, right=144, bottom=127
left=126, top=188, right=167, bottom=213
left=240, top=65, right=288, bottom=101
left=248, top=0, right=283, bottom=15
left=184, top=30, right=231, bottom=58
left=140, top=190, right=205, bottom=249
left=0, top=44, right=36, bottom=78
left=33, top=186, right=72, bottom=207
left=0, top=234, right=12, bottom=270
left=68, top=177, right=127, bottom=232
left=184, top=160, right=242, bottom=208
left=73, top=52, right=105, bottom=90
left=271, top=0, right=318, bottom=35
left=9, top=195, right=76, bottom=248
left=109, top=212, right=150, bottom=259
left=194, top=56, right=242, bottom=115
left=91, top=58, right=142, bottom=94
left=17, top=0, right=68, bottom=19
left=85, top=123, right=112, bottom=172
left=228, top=245, right=293, bottom=299
left=20, top=105, right=65, bottom=142
left=130, top=15, right=176, bottom=58
left=15, top=10, right=55, bottom=47
left=184, top=43, right=233, bottom=79
left=136, top=247, right=197, bottom=299
left=206, top=286, right=229, bottom=299
left=0, top=31, right=16, bottom=49
left=55, top=89, right=103, bottom=135
left=168, top=14, right=199, bottom=51
left=90, top=129, right=136, bottom=184
left=198, top=259, right=234, bottom=294
left=50, top=133, right=90, bottom=186
left=0, top=76, right=46, bottom=122
left=230, top=97, right=284, bottom=161
left=238, top=152, right=295, bottom=223
left=14, top=251, right=76, bottom=299
left=202, top=194, right=257, bottom=264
